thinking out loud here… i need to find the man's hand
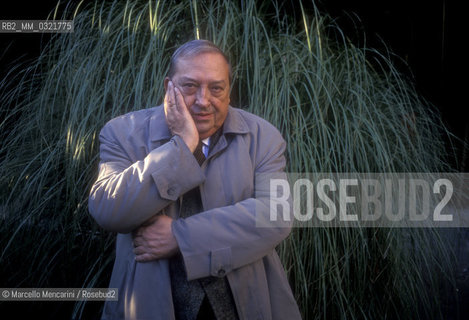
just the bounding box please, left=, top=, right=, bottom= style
left=164, top=80, right=199, bottom=152
left=132, top=215, right=179, bottom=262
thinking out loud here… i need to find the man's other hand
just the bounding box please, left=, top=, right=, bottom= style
left=164, top=80, right=199, bottom=152
left=132, top=215, right=179, bottom=262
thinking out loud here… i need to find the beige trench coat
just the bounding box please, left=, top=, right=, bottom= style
left=88, top=105, right=301, bottom=320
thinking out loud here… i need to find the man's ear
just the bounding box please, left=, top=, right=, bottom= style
left=164, top=77, right=171, bottom=92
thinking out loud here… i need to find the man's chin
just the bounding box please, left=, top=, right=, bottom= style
left=197, top=127, right=217, bottom=139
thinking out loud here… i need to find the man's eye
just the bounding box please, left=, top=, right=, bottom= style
left=211, top=86, right=223, bottom=92
left=183, top=83, right=196, bottom=88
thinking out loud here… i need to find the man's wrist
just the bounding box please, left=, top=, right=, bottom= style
left=181, top=135, right=198, bottom=153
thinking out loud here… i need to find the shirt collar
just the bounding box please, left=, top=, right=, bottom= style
left=202, top=137, right=210, bottom=146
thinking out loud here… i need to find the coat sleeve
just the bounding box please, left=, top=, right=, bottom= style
left=88, top=121, right=205, bottom=234
left=172, top=130, right=293, bottom=280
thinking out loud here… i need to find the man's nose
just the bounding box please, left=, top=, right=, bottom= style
left=195, top=86, right=210, bottom=107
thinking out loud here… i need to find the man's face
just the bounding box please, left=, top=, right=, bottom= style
left=167, top=52, right=231, bottom=140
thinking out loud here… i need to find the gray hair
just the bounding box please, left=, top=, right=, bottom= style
left=168, top=39, right=232, bottom=83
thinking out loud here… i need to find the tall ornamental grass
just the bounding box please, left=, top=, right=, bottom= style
left=0, top=0, right=458, bottom=318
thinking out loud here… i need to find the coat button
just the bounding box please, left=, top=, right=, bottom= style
left=167, top=187, right=175, bottom=196
left=217, top=268, right=225, bottom=277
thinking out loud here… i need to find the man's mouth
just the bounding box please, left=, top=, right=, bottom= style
left=192, top=113, right=213, bottom=121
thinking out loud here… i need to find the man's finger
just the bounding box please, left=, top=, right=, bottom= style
left=135, top=253, right=158, bottom=262
left=169, top=81, right=176, bottom=107
left=174, top=86, right=186, bottom=113
left=133, top=246, right=145, bottom=256
left=133, top=236, right=144, bottom=247
left=135, top=253, right=154, bottom=262
left=164, top=81, right=176, bottom=113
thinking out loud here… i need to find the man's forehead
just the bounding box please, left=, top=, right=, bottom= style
left=178, top=75, right=227, bottom=85
left=173, top=53, right=230, bottom=80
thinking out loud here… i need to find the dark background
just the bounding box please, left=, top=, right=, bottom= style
left=319, top=0, right=468, bottom=171
left=1, top=0, right=467, bottom=171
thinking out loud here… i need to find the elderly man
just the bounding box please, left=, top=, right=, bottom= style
left=89, top=39, right=301, bottom=320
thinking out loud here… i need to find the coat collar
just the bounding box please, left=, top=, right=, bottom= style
left=149, top=106, right=171, bottom=142
left=223, top=106, right=250, bottom=135
left=149, top=105, right=249, bottom=142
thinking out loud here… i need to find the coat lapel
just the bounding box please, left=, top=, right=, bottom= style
left=205, top=106, right=250, bottom=161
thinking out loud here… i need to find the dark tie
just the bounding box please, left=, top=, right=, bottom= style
left=178, top=141, right=205, bottom=219
left=193, top=140, right=206, bottom=166
left=170, top=132, right=238, bottom=320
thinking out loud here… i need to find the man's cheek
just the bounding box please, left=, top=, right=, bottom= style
left=210, top=97, right=228, bottom=108
left=182, top=96, right=194, bottom=109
